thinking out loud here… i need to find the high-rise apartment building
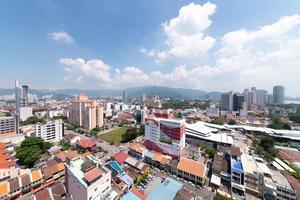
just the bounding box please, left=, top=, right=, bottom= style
left=35, top=119, right=63, bottom=143
left=65, top=155, right=112, bottom=200
left=233, top=93, right=245, bottom=111
left=0, top=115, right=19, bottom=138
left=251, top=87, right=257, bottom=105
left=69, top=94, right=103, bottom=130
left=243, top=89, right=252, bottom=107
left=267, top=94, right=273, bottom=104
left=256, top=89, right=268, bottom=107
left=273, top=85, right=285, bottom=105
left=144, top=116, right=185, bottom=158
left=221, top=91, right=233, bottom=111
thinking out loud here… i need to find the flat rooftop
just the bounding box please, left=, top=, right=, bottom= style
left=147, top=177, right=183, bottom=200
left=241, top=154, right=257, bottom=174
left=271, top=169, right=293, bottom=189
left=66, top=155, right=108, bottom=187
left=186, top=122, right=233, bottom=145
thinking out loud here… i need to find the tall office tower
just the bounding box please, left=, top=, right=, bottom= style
left=256, top=90, right=268, bottom=107
left=69, top=94, right=103, bottom=130
left=243, top=89, right=252, bottom=107
left=15, top=81, right=32, bottom=121
left=21, top=85, right=29, bottom=106
left=144, top=117, right=185, bottom=158
left=15, top=81, right=21, bottom=113
left=251, top=87, right=257, bottom=105
left=221, top=91, right=233, bottom=111
left=65, top=155, right=112, bottom=200
left=233, top=93, right=245, bottom=111
left=122, top=90, right=128, bottom=101
left=267, top=94, right=273, bottom=104
left=273, top=85, right=285, bottom=105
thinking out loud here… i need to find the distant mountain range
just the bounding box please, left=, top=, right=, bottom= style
left=0, top=86, right=221, bottom=100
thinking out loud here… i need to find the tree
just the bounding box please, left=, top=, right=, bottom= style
left=138, top=125, right=145, bottom=136
left=21, top=116, right=46, bottom=125
left=52, top=115, right=67, bottom=120
left=211, top=118, right=224, bottom=125
left=205, top=147, right=217, bottom=158
left=121, top=128, right=138, bottom=143
left=59, top=140, right=71, bottom=150
left=4, top=112, right=12, bottom=117
left=214, top=193, right=232, bottom=200
left=228, top=119, right=237, bottom=125
left=260, top=137, right=274, bottom=151
left=288, top=112, right=300, bottom=123
left=16, top=137, right=51, bottom=168
left=268, top=115, right=291, bottom=130
left=67, top=124, right=78, bottom=130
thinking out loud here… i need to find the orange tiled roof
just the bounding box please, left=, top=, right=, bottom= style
left=54, top=150, right=78, bottom=162
left=0, top=181, right=9, bottom=196
left=129, top=143, right=144, bottom=154
left=0, top=160, right=16, bottom=169
left=177, top=157, right=205, bottom=178
left=0, top=143, right=7, bottom=149
left=43, top=162, right=65, bottom=177
left=77, top=139, right=96, bottom=149
left=0, top=149, right=9, bottom=154
left=0, top=154, right=12, bottom=162
left=82, top=152, right=91, bottom=158
left=31, top=170, right=43, bottom=182
left=152, top=152, right=168, bottom=165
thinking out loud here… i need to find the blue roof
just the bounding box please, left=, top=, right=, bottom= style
left=121, top=191, right=140, bottom=200
left=147, top=177, right=183, bottom=200
left=231, top=157, right=243, bottom=173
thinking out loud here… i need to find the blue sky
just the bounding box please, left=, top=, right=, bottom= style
left=1, top=0, right=300, bottom=96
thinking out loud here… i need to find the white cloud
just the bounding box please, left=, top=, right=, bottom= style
left=59, top=58, right=112, bottom=85
left=61, top=11, right=300, bottom=95
left=50, top=31, right=74, bottom=44
left=143, top=2, right=216, bottom=62
left=220, top=15, right=300, bottom=55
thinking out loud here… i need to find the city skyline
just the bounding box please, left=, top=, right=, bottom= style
left=1, top=1, right=300, bottom=96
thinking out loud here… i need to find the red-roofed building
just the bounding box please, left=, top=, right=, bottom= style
left=279, top=150, right=300, bottom=163
left=84, top=167, right=102, bottom=183
left=0, top=160, right=16, bottom=169
left=77, top=139, right=97, bottom=151
left=112, top=152, right=129, bottom=164
left=282, top=171, right=300, bottom=200
left=0, top=143, right=16, bottom=169
left=130, top=186, right=146, bottom=200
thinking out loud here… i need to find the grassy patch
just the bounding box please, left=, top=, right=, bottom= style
left=98, top=127, right=130, bottom=145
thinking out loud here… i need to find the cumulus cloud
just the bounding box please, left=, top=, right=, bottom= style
left=59, top=58, right=112, bottom=85
left=50, top=31, right=74, bottom=44
left=141, top=2, right=216, bottom=62
left=61, top=3, right=300, bottom=95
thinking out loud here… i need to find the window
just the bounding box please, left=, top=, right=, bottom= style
left=94, top=187, right=97, bottom=192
